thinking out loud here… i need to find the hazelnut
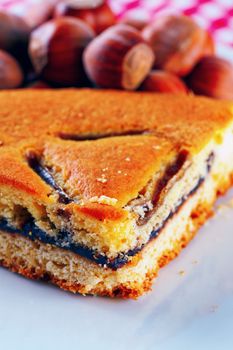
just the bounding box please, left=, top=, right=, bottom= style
left=29, top=17, right=95, bottom=86
left=83, top=24, right=155, bottom=90
left=54, top=0, right=116, bottom=34
left=142, top=15, right=214, bottom=76
left=0, top=50, right=24, bottom=89
left=0, top=11, right=30, bottom=70
left=141, top=70, right=188, bottom=93
left=187, top=56, right=233, bottom=100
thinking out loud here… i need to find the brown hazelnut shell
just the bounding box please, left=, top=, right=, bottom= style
left=29, top=17, right=95, bottom=86
left=0, top=11, right=30, bottom=70
left=187, top=56, right=233, bottom=100
left=141, top=70, right=188, bottom=93
left=83, top=24, right=155, bottom=90
left=54, top=1, right=116, bottom=34
left=142, top=15, right=214, bottom=76
left=0, top=50, right=24, bottom=89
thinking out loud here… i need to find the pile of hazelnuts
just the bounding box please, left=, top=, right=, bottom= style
left=0, top=0, right=232, bottom=99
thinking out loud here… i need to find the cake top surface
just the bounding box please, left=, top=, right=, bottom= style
left=0, top=89, right=232, bottom=219
left=0, top=88, right=232, bottom=148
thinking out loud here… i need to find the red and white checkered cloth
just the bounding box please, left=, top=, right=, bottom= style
left=1, top=0, right=233, bottom=58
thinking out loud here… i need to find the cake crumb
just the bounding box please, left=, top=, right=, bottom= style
left=133, top=206, right=146, bottom=218
left=89, top=195, right=118, bottom=205
left=210, top=304, right=218, bottom=313
left=217, top=203, right=229, bottom=214
left=178, top=270, right=185, bottom=276
left=125, top=157, right=131, bottom=162
left=96, top=177, right=108, bottom=184
left=152, top=145, right=161, bottom=150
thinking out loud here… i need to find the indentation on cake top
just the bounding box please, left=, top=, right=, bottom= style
left=58, top=129, right=151, bottom=141
left=26, top=151, right=73, bottom=205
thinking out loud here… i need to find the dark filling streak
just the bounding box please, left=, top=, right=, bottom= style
left=27, top=152, right=73, bottom=205
left=138, top=150, right=189, bottom=226
left=206, top=151, right=215, bottom=172
left=59, top=129, right=150, bottom=141
left=1, top=152, right=214, bottom=270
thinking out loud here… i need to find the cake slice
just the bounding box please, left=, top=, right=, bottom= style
left=0, top=89, right=232, bottom=298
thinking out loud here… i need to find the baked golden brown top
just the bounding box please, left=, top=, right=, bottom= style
left=0, top=89, right=232, bottom=148
left=0, top=89, right=232, bottom=221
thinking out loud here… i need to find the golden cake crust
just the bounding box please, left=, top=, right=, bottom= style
left=0, top=89, right=232, bottom=215
left=0, top=89, right=232, bottom=149
left=0, top=150, right=51, bottom=201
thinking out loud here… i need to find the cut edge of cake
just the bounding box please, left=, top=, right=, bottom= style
left=0, top=117, right=233, bottom=298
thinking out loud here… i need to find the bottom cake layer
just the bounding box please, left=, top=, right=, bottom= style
left=0, top=167, right=231, bottom=298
